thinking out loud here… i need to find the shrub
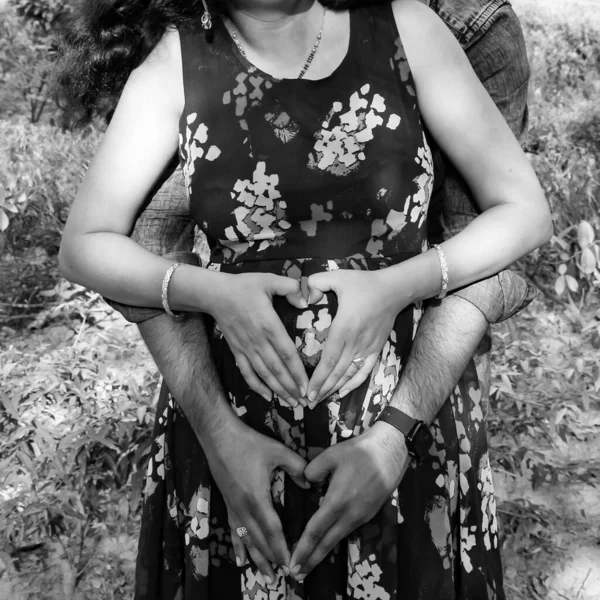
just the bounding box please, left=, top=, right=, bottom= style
left=518, top=7, right=600, bottom=301
left=11, top=0, right=71, bottom=30
left=0, top=5, right=66, bottom=124
left=0, top=119, right=102, bottom=316
left=0, top=316, right=158, bottom=597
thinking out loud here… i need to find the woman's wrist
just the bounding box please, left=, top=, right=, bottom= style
left=376, top=250, right=443, bottom=312
left=167, top=264, right=230, bottom=315
left=408, top=248, right=447, bottom=302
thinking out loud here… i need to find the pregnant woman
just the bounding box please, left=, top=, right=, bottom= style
left=58, top=0, right=552, bottom=597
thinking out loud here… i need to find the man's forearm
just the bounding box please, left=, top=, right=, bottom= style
left=388, top=296, right=487, bottom=423
left=138, top=313, right=237, bottom=447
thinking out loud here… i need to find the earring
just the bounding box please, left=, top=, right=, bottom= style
left=201, top=0, right=213, bottom=30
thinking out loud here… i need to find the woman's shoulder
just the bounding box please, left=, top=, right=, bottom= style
left=138, top=28, right=182, bottom=77
left=390, top=0, right=466, bottom=73
left=125, top=28, right=184, bottom=115
left=390, top=0, right=437, bottom=24
left=391, top=0, right=449, bottom=41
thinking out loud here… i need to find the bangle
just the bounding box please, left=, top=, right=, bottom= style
left=432, top=244, right=449, bottom=299
left=161, top=263, right=185, bottom=318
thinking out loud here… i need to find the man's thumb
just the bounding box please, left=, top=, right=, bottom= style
left=304, top=449, right=335, bottom=484
left=277, top=446, right=311, bottom=489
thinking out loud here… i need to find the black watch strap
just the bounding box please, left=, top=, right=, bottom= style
left=376, top=405, right=433, bottom=461
left=377, top=405, right=416, bottom=437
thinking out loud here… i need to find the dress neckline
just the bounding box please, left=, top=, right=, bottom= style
left=218, top=9, right=354, bottom=85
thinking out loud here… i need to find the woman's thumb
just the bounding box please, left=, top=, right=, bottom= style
left=305, top=272, right=337, bottom=305
left=269, top=275, right=302, bottom=298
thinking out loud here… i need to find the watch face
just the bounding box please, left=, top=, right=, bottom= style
left=409, top=423, right=434, bottom=461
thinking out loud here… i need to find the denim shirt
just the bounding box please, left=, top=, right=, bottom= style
left=425, top=0, right=511, bottom=48
left=107, top=0, right=537, bottom=324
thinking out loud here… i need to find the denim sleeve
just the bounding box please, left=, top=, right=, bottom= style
left=105, top=159, right=200, bottom=324
left=428, top=4, right=538, bottom=323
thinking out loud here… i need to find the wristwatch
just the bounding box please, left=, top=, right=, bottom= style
left=376, top=406, right=433, bottom=462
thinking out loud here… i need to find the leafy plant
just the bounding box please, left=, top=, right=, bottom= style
left=0, top=8, right=59, bottom=124
left=0, top=314, right=158, bottom=597
left=0, top=119, right=101, bottom=317
left=11, top=0, right=71, bottom=31
left=552, top=220, right=600, bottom=297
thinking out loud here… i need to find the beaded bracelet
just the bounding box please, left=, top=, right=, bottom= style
left=161, top=263, right=185, bottom=318
left=432, top=244, right=449, bottom=300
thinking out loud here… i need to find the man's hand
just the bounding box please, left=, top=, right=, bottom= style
left=204, top=419, right=310, bottom=583
left=288, top=422, right=410, bottom=581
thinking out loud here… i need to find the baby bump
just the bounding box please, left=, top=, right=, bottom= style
left=272, top=284, right=417, bottom=440
left=273, top=291, right=339, bottom=373
left=209, top=258, right=418, bottom=441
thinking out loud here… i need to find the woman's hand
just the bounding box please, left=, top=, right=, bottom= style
left=303, top=269, right=409, bottom=406
left=204, top=272, right=309, bottom=406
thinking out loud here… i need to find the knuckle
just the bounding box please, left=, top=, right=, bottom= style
left=305, top=527, right=322, bottom=545
left=255, top=320, right=272, bottom=336
left=347, top=508, right=366, bottom=527
left=324, top=500, right=345, bottom=520
left=264, top=520, right=284, bottom=542
left=253, top=363, right=270, bottom=380
left=266, top=361, right=284, bottom=378
left=332, top=365, right=348, bottom=379
left=324, top=355, right=338, bottom=369
left=240, top=366, right=258, bottom=382
left=278, top=348, right=295, bottom=364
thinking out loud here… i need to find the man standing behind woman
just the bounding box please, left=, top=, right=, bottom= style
left=58, top=0, right=548, bottom=598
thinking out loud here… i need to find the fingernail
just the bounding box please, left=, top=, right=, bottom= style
left=282, top=566, right=290, bottom=576
left=300, top=385, right=307, bottom=398
left=288, top=398, right=298, bottom=407
left=264, top=576, right=273, bottom=585
left=297, top=575, right=305, bottom=583
left=235, top=557, right=241, bottom=567
left=339, top=388, right=348, bottom=399
left=262, top=393, right=272, bottom=402
left=308, top=391, right=316, bottom=403
left=298, top=397, right=308, bottom=407
left=299, top=298, right=308, bottom=309
left=291, top=564, right=301, bottom=576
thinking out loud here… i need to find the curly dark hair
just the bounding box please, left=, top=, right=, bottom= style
left=55, top=0, right=384, bottom=124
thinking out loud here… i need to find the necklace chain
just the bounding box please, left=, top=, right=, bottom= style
left=228, top=8, right=326, bottom=80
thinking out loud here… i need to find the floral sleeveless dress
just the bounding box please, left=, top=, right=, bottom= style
left=136, top=4, right=505, bottom=599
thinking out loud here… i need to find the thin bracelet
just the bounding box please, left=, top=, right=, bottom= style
left=432, top=244, right=449, bottom=300
left=161, top=263, right=185, bottom=318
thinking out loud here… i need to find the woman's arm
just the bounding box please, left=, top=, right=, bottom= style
left=59, top=31, right=308, bottom=405
left=384, top=0, right=552, bottom=302
left=304, top=0, right=552, bottom=402
left=58, top=30, right=207, bottom=309
left=58, top=31, right=243, bottom=316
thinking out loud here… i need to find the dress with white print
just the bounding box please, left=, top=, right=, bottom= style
left=136, top=3, right=505, bottom=599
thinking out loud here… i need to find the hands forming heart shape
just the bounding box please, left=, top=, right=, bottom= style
left=208, top=417, right=410, bottom=586
left=206, top=267, right=411, bottom=410
left=202, top=267, right=416, bottom=584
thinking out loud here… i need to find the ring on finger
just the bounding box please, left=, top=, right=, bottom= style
left=351, top=357, right=365, bottom=370
left=236, top=526, right=249, bottom=539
